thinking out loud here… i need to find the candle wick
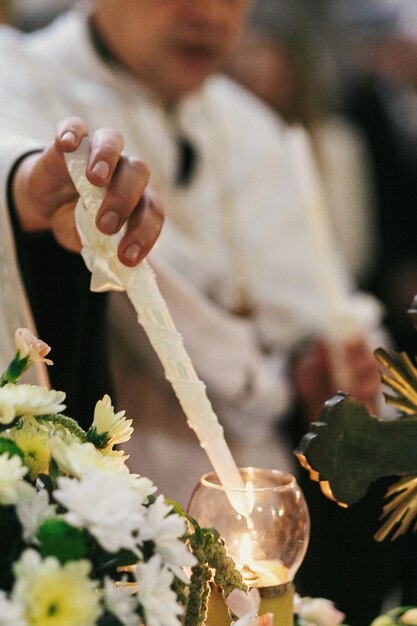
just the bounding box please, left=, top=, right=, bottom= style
left=241, top=564, right=260, bottom=584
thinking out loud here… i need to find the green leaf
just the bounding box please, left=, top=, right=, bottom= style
left=97, top=612, right=125, bottom=626
left=0, top=437, right=24, bottom=460
left=0, top=506, right=24, bottom=591
left=0, top=354, right=29, bottom=386
left=37, top=519, right=87, bottom=563
left=86, top=425, right=109, bottom=449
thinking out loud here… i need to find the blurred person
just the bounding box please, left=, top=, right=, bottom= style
left=228, top=16, right=377, bottom=287
left=7, top=0, right=75, bottom=31
left=342, top=1, right=417, bottom=359
left=0, top=4, right=387, bottom=616
left=0, top=0, right=10, bottom=24
left=338, top=2, right=417, bottom=613
left=227, top=12, right=406, bottom=625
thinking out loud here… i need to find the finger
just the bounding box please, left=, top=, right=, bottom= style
left=95, top=155, right=150, bottom=235
left=87, top=127, right=125, bottom=186
left=50, top=204, right=82, bottom=253
left=118, top=188, right=164, bottom=266
left=55, top=117, right=89, bottom=152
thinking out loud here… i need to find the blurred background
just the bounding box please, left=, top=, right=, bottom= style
left=4, top=0, right=415, bottom=356
left=2, top=0, right=417, bottom=620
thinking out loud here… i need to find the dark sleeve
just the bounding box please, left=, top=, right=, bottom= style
left=6, top=152, right=114, bottom=430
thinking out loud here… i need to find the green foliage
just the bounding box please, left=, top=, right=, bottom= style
left=0, top=437, right=24, bottom=460
left=86, top=425, right=109, bottom=449
left=0, top=506, right=24, bottom=591
left=37, top=519, right=87, bottom=563
left=183, top=513, right=247, bottom=626
left=0, top=354, right=29, bottom=386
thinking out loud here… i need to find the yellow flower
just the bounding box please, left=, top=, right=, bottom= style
left=49, top=438, right=127, bottom=478
left=401, top=610, right=417, bottom=625
left=6, top=419, right=51, bottom=480
left=13, top=550, right=101, bottom=626
left=91, top=395, right=133, bottom=448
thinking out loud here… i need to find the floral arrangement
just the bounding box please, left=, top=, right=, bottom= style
left=0, top=328, right=266, bottom=626
left=0, top=328, right=350, bottom=626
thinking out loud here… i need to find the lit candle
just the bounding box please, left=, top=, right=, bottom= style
left=64, top=141, right=249, bottom=515
left=188, top=469, right=310, bottom=626
left=288, top=129, right=364, bottom=386
left=206, top=533, right=294, bottom=626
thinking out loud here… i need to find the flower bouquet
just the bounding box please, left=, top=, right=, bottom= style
left=0, top=328, right=269, bottom=626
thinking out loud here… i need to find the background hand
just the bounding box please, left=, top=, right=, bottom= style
left=292, top=336, right=381, bottom=424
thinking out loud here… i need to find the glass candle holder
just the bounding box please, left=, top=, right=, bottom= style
left=187, top=467, right=310, bottom=626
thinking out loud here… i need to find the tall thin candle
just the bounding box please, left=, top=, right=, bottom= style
left=65, top=140, right=249, bottom=514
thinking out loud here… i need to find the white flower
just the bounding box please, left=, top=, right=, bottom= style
left=54, top=469, right=145, bottom=554
left=103, top=577, right=138, bottom=626
left=136, top=554, right=183, bottom=626
left=16, top=489, right=56, bottom=542
left=128, top=474, right=157, bottom=503
left=91, top=394, right=133, bottom=446
left=226, top=588, right=274, bottom=626
left=294, top=595, right=345, bottom=626
left=49, top=438, right=127, bottom=478
left=140, top=495, right=196, bottom=582
left=15, top=328, right=53, bottom=365
left=0, top=591, right=26, bottom=626
left=12, top=549, right=101, bottom=626
left=0, top=454, right=35, bottom=505
left=0, top=384, right=66, bottom=425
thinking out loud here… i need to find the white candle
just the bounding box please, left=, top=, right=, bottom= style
left=64, top=140, right=249, bottom=514
left=289, top=129, right=364, bottom=385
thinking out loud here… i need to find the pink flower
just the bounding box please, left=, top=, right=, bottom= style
left=15, top=329, right=53, bottom=366
left=226, top=588, right=274, bottom=626
left=294, top=595, right=345, bottom=626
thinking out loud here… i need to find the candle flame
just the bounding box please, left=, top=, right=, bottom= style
left=239, top=533, right=253, bottom=566
left=239, top=534, right=261, bottom=584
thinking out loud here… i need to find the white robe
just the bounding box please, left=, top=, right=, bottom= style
left=0, top=7, right=384, bottom=502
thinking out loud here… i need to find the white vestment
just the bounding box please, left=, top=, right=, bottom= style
left=0, top=7, right=385, bottom=500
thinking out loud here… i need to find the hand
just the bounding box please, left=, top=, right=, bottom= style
left=292, top=336, right=381, bottom=424
left=12, top=117, right=164, bottom=266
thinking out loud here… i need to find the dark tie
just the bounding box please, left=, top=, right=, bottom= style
left=175, top=136, right=197, bottom=186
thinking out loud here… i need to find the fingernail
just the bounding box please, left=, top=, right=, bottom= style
left=98, top=211, right=121, bottom=233
left=60, top=130, right=76, bottom=145
left=91, top=160, right=110, bottom=180
left=122, top=243, right=142, bottom=264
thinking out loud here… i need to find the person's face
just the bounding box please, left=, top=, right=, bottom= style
left=95, top=0, right=251, bottom=103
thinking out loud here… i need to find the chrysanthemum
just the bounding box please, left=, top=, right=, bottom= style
left=0, top=453, right=35, bottom=505
left=5, top=419, right=51, bottom=480
left=103, top=577, right=138, bottom=626
left=128, top=474, right=157, bottom=503
left=0, top=384, right=66, bottom=425
left=12, top=549, right=101, bottom=626
left=54, top=469, right=145, bottom=554
left=140, top=495, right=196, bottom=582
left=16, top=489, right=56, bottom=543
left=89, top=394, right=133, bottom=448
left=136, top=554, right=183, bottom=626
left=15, top=328, right=53, bottom=366
left=0, top=590, right=26, bottom=626
left=49, top=438, right=127, bottom=478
